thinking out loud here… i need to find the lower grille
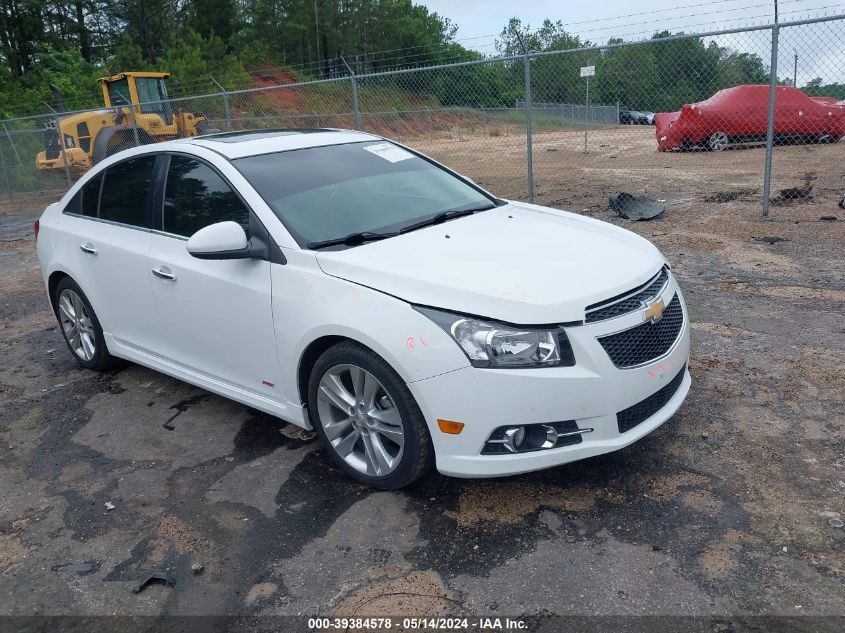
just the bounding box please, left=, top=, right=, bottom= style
left=617, top=363, right=687, bottom=433
left=597, top=294, right=683, bottom=368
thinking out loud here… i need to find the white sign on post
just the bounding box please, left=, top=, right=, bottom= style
left=580, top=65, right=596, bottom=77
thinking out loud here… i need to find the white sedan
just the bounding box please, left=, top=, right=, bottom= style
left=36, top=129, right=691, bottom=489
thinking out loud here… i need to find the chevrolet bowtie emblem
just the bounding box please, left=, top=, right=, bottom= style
left=644, top=298, right=665, bottom=323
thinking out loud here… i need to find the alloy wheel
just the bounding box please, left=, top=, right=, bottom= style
left=316, top=364, right=405, bottom=477
left=58, top=288, right=96, bottom=361
left=709, top=131, right=729, bottom=151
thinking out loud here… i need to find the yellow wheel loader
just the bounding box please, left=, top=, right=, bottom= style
left=36, top=72, right=212, bottom=177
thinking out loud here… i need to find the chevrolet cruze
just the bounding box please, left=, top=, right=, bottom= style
left=36, top=129, right=691, bottom=489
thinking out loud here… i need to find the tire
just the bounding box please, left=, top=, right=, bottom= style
left=307, top=341, right=434, bottom=489
left=708, top=131, right=729, bottom=151
left=53, top=277, right=115, bottom=370
left=93, top=128, right=157, bottom=163
left=106, top=130, right=155, bottom=157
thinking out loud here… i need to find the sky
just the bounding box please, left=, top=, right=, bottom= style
left=417, top=0, right=845, bottom=84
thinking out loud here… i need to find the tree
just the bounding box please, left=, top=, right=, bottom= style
left=188, top=0, right=239, bottom=44
left=595, top=44, right=659, bottom=110
left=715, top=50, right=768, bottom=88
left=109, top=0, right=178, bottom=65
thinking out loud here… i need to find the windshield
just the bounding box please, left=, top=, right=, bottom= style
left=233, top=141, right=495, bottom=247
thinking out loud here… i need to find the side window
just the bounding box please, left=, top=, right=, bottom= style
left=99, top=155, right=156, bottom=227
left=163, top=155, right=250, bottom=238
left=107, top=79, right=131, bottom=106
left=63, top=174, right=102, bottom=218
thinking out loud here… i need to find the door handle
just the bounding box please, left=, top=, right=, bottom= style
left=79, top=243, right=98, bottom=255
left=151, top=267, right=176, bottom=281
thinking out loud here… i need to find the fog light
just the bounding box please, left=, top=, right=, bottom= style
left=541, top=424, right=559, bottom=448
left=482, top=421, right=593, bottom=455
left=503, top=426, right=526, bottom=453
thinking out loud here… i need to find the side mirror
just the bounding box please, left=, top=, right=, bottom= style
left=187, top=221, right=251, bottom=260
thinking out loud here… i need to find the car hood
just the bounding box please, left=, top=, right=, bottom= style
left=315, top=202, right=666, bottom=324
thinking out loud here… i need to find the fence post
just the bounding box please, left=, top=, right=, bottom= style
left=55, top=113, right=72, bottom=185
left=0, top=136, right=13, bottom=202
left=211, top=77, right=233, bottom=131
left=762, top=24, right=779, bottom=218
left=584, top=74, right=591, bottom=154
left=516, top=33, right=534, bottom=203
left=341, top=57, right=363, bottom=131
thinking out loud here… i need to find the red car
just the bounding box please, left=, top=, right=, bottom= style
left=655, top=84, right=845, bottom=151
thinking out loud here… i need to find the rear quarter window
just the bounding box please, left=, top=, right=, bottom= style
left=64, top=174, right=102, bottom=218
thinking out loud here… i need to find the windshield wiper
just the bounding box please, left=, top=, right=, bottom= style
left=398, top=204, right=495, bottom=235
left=307, top=231, right=398, bottom=250
left=306, top=203, right=496, bottom=249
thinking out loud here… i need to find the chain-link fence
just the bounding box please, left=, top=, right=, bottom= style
left=1, top=13, right=843, bottom=217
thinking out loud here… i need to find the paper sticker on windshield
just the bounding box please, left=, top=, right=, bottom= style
left=363, top=142, right=413, bottom=163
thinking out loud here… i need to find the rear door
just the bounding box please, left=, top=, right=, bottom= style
left=146, top=153, right=282, bottom=399
left=60, top=154, right=157, bottom=351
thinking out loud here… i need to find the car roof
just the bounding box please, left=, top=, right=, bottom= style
left=181, top=128, right=383, bottom=159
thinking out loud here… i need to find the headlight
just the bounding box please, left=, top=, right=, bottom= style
left=415, top=306, right=575, bottom=368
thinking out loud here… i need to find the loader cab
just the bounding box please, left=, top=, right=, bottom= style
left=99, top=72, right=174, bottom=125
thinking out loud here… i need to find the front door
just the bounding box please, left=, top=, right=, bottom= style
left=146, top=154, right=282, bottom=403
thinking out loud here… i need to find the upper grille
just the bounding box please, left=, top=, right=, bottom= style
left=617, top=363, right=687, bottom=433
left=585, top=267, right=669, bottom=323
left=597, top=294, right=683, bottom=368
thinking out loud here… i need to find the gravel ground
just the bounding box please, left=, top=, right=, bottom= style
left=0, top=129, right=843, bottom=630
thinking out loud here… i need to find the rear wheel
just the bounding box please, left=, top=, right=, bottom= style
left=307, top=341, right=434, bottom=489
left=53, top=278, right=115, bottom=370
left=708, top=131, right=729, bottom=151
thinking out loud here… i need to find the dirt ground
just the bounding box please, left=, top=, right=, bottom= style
left=0, top=127, right=843, bottom=630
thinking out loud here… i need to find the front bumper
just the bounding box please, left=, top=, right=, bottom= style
left=409, top=279, right=691, bottom=478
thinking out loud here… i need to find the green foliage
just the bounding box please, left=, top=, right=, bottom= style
left=595, top=44, right=659, bottom=109
left=802, top=81, right=845, bottom=99
left=0, top=46, right=102, bottom=116
left=189, top=0, right=240, bottom=43
left=490, top=21, right=775, bottom=113
left=0, top=0, right=467, bottom=116
left=158, top=31, right=250, bottom=95
left=0, top=0, right=821, bottom=123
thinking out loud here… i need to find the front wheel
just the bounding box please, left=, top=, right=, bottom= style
left=307, top=341, right=434, bottom=489
left=53, top=277, right=115, bottom=370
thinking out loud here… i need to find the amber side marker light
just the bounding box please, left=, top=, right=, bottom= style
left=437, top=419, right=465, bottom=434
